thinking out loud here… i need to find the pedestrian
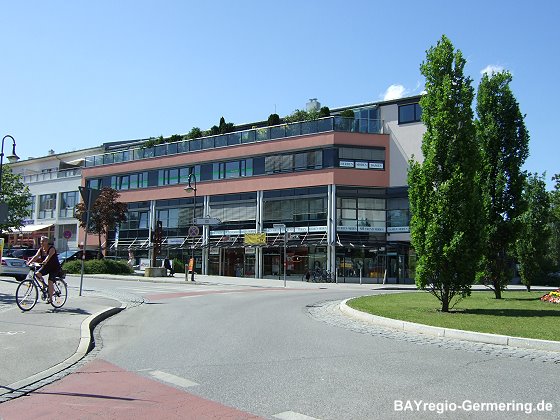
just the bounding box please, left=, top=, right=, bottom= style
left=305, top=269, right=311, bottom=282
left=163, top=257, right=175, bottom=277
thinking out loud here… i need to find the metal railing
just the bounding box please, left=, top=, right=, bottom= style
left=85, top=117, right=384, bottom=168
left=22, top=168, right=82, bottom=184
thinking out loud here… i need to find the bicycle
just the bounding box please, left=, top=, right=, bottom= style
left=15, top=263, right=68, bottom=311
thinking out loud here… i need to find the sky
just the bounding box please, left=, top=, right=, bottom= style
left=1, top=0, right=559, bottom=189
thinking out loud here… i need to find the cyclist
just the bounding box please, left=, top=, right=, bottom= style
left=28, top=236, right=62, bottom=303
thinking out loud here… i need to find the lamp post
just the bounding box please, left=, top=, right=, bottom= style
left=0, top=135, right=20, bottom=197
left=273, top=223, right=287, bottom=288
left=184, top=173, right=197, bottom=282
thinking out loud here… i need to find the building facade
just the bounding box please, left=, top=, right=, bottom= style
left=81, top=96, right=425, bottom=283
left=9, top=147, right=103, bottom=251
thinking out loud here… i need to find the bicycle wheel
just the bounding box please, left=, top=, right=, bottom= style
left=51, top=279, right=68, bottom=309
left=16, top=280, right=38, bottom=311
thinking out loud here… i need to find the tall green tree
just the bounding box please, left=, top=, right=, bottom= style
left=0, top=165, right=31, bottom=232
left=516, top=173, right=551, bottom=291
left=74, top=187, right=127, bottom=257
left=476, top=71, right=529, bottom=299
left=547, top=174, right=560, bottom=273
left=408, top=35, right=482, bottom=312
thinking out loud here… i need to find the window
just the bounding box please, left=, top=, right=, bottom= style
left=387, top=197, right=410, bottom=229
left=26, top=196, right=36, bottom=219
left=60, top=191, right=79, bottom=218
left=38, top=194, right=57, bottom=219
left=213, top=159, right=253, bottom=180
left=86, top=178, right=102, bottom=189
left=111, top=172, right=148, bottom=190
left=337, top=196, right=386, bottom=229
left=398, top=103, right=422, bottom=124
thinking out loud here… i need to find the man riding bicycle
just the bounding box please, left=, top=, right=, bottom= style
left=28, top=236, right=62, bottom=303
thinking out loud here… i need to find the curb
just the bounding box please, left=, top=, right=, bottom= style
left=0, top=302, right=126, bottom=397
left=339, top=299, right=560, bottom=353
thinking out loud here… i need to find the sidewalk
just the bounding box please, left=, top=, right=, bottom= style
left=0, top=278, right=124, bottom=399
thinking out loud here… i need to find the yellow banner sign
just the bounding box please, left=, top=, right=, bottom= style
left=244, top=233, right=266, bottom=246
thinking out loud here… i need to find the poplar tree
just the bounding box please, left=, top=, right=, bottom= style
left=516, top=173, right=551, bottom=291
left=408, top=35, right=482, bottom=312
left=476, top=71, right=529, bottom=299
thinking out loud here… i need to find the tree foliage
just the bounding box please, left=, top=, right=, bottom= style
left=408, top=35, right=482, bottom=312
left=74, top=187, right=128, bottom=256
left=546, top=174, right=560, bottom=273
left=476, top=71, right=529, bottom=298
left=516, top=173, right=551, bottom=291
left=0, top=165, right=31, bottom=232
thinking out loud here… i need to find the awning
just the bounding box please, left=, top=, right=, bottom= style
left=17, top=224, right=54, bottom=233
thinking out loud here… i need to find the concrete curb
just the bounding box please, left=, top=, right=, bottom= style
left=1, top=302, right=126, bottom=396
left=339, top=299, right=560, bottom=353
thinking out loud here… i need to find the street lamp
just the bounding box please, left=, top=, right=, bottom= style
left=184, top=173, right=197, bottom=282
left=273, top=223, right=287, bottom=288
left=0, top=135, right=20, bottom=197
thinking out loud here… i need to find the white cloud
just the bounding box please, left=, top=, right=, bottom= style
left=383, top=84, right=408, bottom=100
left=480, top=65, right=505, bottom=76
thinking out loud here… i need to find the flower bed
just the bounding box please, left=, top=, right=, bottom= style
left=540, top=289, right=560, bottom=304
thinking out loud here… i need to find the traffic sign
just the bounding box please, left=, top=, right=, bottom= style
left=63, top=230, right=72, bottom=239
left=188, top=226, right=200, bottom=237
left=194, top=217, right=221, bottom=226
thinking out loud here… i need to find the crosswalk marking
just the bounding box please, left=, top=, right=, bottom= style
left=149, top=370, right=199, bottom=388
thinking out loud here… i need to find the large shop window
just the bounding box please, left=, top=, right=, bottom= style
left=265, top=151, right=322, bottom=174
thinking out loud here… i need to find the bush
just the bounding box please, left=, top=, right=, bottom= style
left=173, top=258, right=185, bottom=273
left=267, top=113, right=280, bottom=126
left=62, top=259, right=134, bottom=275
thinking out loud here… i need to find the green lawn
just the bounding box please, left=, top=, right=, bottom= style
left=347, top=291, right=560, bottom=341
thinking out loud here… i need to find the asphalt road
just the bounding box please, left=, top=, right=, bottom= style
left=1, top=276, right=559, bottom=419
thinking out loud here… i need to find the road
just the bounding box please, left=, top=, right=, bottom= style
left=1, top=276, right=559, bottom=419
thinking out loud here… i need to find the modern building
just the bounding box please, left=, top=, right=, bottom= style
left=81, top=96, right=425, bottom=283
left=9, top=147, right=103, bottom=251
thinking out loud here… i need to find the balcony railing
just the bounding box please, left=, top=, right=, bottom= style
left=22, top=168, right=82, bottom=184
left=85, top=116, right=383, bottom=168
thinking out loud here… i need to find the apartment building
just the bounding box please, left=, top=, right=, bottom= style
left=80, top=96, right=425, bottom=283
left=9, top=147, right=103, bottom=251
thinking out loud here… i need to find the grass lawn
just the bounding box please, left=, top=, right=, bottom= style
left=347, top=290, right=560, bottom=341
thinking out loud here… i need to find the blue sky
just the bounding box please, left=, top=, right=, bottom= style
left=1, top=0, right=558, bottom=189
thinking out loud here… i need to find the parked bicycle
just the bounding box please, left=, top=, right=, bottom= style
left=15, top=263, right=68, bottom=311
left=305, top=268, right=333, bottom=283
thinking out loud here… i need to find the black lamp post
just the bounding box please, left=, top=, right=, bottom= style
left=0, top=135, right=20, bottom=197
left=184, top=173, right=197, bottom=281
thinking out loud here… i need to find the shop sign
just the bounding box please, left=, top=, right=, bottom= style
left=358, top=226, right=385, bottom=233
left=244, top=233, right=267, bottom=246
left=387, top=226, right=410, bottom=233
left=369, top=162, right=384, bottom=169
left=355, top=161, right=369, bottom=169
left=339, top=160, right=355, bottom=168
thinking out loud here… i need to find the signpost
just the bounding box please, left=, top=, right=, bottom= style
left=77, top=186, right=101, bottom=296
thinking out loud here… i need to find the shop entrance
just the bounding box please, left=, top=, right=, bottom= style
left=208, top=248, right=252, bottom=277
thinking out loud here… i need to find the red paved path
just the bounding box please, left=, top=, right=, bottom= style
left=0, top=359, right=262, bottom=419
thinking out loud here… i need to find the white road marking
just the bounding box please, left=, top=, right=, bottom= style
left=149, top=370, right=199, bottom=388
left=273, top=411, right=322, bottom=420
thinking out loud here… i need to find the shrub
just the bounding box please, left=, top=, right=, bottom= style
left=267, top=113, right=280, bottom=126
left=340, top=109, right=355, bottom=119
left=62, top=259, right=134, bottom=275
left=187, top=127, right=202, bottom=139
left=173, top=258, right=185, bottom=273
left=319, top=106, right=330, bottom=117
